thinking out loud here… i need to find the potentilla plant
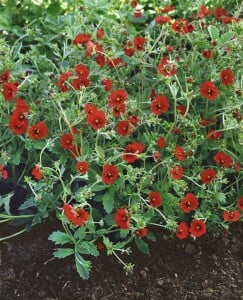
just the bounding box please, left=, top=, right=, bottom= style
left=0, top=0, right=242, bottom=279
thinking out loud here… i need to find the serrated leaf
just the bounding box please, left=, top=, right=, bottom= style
left=53, top=248, right=74, bottom=258
left=103, top=189, right=115, bottom=213
left=74, top=226, right=86, bottom=240
left=77, top=241, right=99, bottom=257
left=135, top=238, right=150, bottom=255
left=18, top=197, right=35, bottom=210
left=119, top=229, right=129, bottom=238
left=208, top=25, right=219, bottom=40
left=48, top=231, right=73, bottom=245
left=146, top=231, right=156, bottom=241
left=91, top=184, right=108, bottom=192
left=75, top=252, right=90, bottom=280
left=215, top=192, right=226, bottom=204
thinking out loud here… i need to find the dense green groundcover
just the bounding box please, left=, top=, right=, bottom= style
left=0, top=0, right=242, bottom=279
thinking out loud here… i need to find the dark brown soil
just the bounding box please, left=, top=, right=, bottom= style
left=0, top=219, right=243, bottom=300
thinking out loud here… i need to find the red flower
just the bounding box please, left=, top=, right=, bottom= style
left=2, top=82, right=18, bottom=101
left=214, top=7, right=228, bottom=20
left=109, top=89, right=128, bottom=105
left=31, top=165, right=42, bottom=180
left=213, top=152, right=232, bottom=167
left=237, top=197, right=243, bottom=210
left=200, top=169, right=217, bottom=184
left=223, top=210, right=240, bottom=222
left=86, top=110, right=107, bottom=130
left=56, top=71, right=72, bottom=92
left=135, top=228, right=148, bottom=238
left=130, top=0, right=137, bottom=8
left=234, top=163, right=241, bottom=173
left=200, top=81, right=219, bottom=101
left=0, top=69, right=10, bottom=83
left=114, top=208, right=130, bottom=229
left=133, top=37, right=146, bottom=51
left=180, top=193, right=199, bottom=213
left=60, top=133, right=74, bottom=149
left=134, top=10, right=142, bottom=18
left=84, top=103, right=98, bottom=115
left=116, top=120, right=131, bottom=136
left=28, top=121, right=48, bottom=140
left=193, top=5, right=211, bottom=19
left=176, top=105, right=186, bottom=116
left=189, top=220, right=206, bottom=238
left=73, top=33, right=91, bottom=45
left=157, top=57, right=176, bottom=76
left=101, top=164, right=119, bottom=185
left=148, top=191, right=162, bottom=207
left=69, top=144, right=82, bottom=158
left=63, top=204, right=89, bottom=226
left=157, top=136, right=165, bottom=148
left=220, top=69, right=234, bottom=85
left=72, top=77, right=90, bottom=90
left=159, top=5, right=174, bottom=13
left=200, top=116, right=216, bottom=126
left=122, top=142, right=145, bottom=163
left=174, top=146, right=186, bottom=161
left=101, top=79, right=113, bottom=91
left=202, top=50, right=213, bottom=59
left=110, top=103, right=126, bottom=117
left=96, top=28, right=105, bottom=39
left=153, top=151, right=161, bottom=160
left=0, top=164, right=8, bottom=180
left=150, top=95, right=170, bottom=115
left=76, top=161, right=89, bottom=174
left=124, top=47, right=135, bottom=57
left=127, top=115, right=139, bottom=124
left=207, top=129, right=222, bottom=140
left=155, top=15, right=171, bottom=24
left=95, top=53, right=106, bottom=67
left=74, top=64, right=90, bottom=78
left=176, top=222, right=189, bottom=240
left=170, top=165, right=184, bottom=180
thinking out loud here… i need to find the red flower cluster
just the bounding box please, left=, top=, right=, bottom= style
left=171, top=19, right=194, bottom=34
left=56, top=71, right=73, bottom=92
left=101, top=164, right=119, bottom=185
left=63, top=204, right=89, bottom=226
left=0, top=164, right=8, bottom=180
left=8, top=98, right=30, bottom=135
left=148, top=191, right=162, bottom=207
left=155, top=15, right=171, bottom=24
left=135, top=228, right=148, bottom=238
left=108, top=89, right=128, bottom=117
left=122, top=142, right=145, bottom=163
left=176, top=220, right=206, bottom=239
left=84, top=103, right=107, bottom=130
left=157, top=57, right=177, bottom=77
left=114, top=208, right=130, bottom=229
left=180, top=193, right=199, bottom=213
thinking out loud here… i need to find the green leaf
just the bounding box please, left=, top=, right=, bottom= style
left=0, top=192, right=14, bottom=215
left=219, top=32, right=234, bottom=47
left=91, top=184, right=108, bottom=192
left=77, top=241, right=99, bottom=257
left=103, top=189, right=115, bottom=213
left=135, top=238, right=150, bottom=255
left=119, top=229, right=129, bottom=238
left=18, top=197, right=35, bottom=210
left=208, top=25, right=219, bottom=40
left=215, top=192, right=226, bottom=204
left=75, top=252, right=90, bottom=280
left=74, top=226, right=86, bottom=240
left=53, top=248, right=74, bottom=258
left=146, top=231, right=156, bottom=241
left=48, top=231, right=73, bottom=245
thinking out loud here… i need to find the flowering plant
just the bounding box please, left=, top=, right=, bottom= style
left=0, top=0, right=242, bottom=279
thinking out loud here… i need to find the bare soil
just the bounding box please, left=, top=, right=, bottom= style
left=0, top=219, right=243, bottom=300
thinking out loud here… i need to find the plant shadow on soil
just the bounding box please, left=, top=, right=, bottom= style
left=0, top=217, right=243, bottom=300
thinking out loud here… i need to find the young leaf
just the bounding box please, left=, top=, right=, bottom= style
left=53, top=248, right=74, bottom=258
left=103, top=189, right=115, bottom=213
left=0, top=192, right=14, bottom=215
left=135, top=238, right=150, bottom=255
left=77, top=241, right=99, bottom=257
left=48, top=231, right=73, bottom=245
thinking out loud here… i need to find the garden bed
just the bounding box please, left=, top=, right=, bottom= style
left=1, top=220, right=242, bottom=300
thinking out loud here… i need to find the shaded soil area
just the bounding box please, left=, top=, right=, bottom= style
left=0, top=219, right=243, bottom=300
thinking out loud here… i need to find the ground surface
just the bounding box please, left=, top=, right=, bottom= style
left=0, top=219, right=242, bottom=300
